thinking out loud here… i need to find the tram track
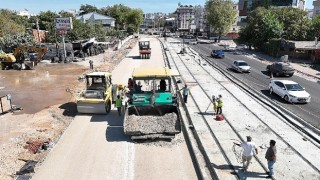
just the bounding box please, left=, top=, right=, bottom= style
left=161, top=39, right=320, bottom=179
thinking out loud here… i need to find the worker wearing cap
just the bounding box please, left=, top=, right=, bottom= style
left=235, top=136, right=258, bottom=171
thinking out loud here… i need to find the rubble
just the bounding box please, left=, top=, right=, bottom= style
left=23, top=138, right=52, bottom=154
left=16, top=160, right=37, bottom=175
left=124, top=113, right=180, bottom=135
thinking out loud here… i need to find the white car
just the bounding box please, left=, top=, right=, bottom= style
left=269, top=80, right=311, bottom=103
left=231, top=60, right=251, bottom=73
left=189, top=41, right=197, bottom=45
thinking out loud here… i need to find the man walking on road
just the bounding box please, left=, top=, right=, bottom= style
left=115, top=95, right=122, bottom=116
left=180, top=84, right=189, bottom=103
left=265, top=140, right=277, bottom=178
left=89, top=60, right=93, bottom=70
left=235, top=136, right=258, bottom=171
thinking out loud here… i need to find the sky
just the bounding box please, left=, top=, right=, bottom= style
left=1, top=0, right=315, bottom=14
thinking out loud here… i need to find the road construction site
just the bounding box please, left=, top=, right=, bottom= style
left=161, top=38, right=320, bottom=179
left=1, top=35, right=320, bottom=179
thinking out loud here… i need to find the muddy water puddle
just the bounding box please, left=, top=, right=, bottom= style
left=0, top=62, right=87, bottom=114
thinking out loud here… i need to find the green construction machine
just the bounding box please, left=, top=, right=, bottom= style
left=123, top=67, right=181, bottom=140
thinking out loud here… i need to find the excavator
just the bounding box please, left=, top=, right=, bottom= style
left=123, top=67, right=181, bottom=140
left=76, top=71, right=126, bottom=114
left=0, top=46, right=48, bottom=70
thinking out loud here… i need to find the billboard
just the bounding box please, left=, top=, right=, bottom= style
left=55, top=17, right=73, bottom=30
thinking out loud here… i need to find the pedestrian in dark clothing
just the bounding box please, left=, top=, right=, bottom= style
left=216, top=95, right=223, bottom=115
left=265, top=140, right=277, bottom=178
left=55, top=42, right=60, bottom=57
left=128, top=78, right=133, bottom=91
left=115, top=95, right=122, bottom=116
left=160, top=79, right=166, bottom=91
left=89, top=60, right=93, bottom=70
left=180, top=84, right=189, bottom=103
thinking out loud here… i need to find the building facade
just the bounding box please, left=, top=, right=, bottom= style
left=314, top=0, right=320, bottom=17
left=194, top=5, right=206, bottom=34
left=175, top=5, right=195, bottom=32
left=239, top=0, right=306, bottom=16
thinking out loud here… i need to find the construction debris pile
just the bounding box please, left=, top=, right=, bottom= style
left=72, top=39, right=107, bottom=58
left=124, top=113, right=180, bottom=135
left=23, top=138, right=53, bottom=154
left=49, top=38, right=117, bottom=63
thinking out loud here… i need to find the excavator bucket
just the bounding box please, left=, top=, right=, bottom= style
left=123, top=104, right=180, bottom=140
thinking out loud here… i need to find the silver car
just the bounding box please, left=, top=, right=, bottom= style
left=269, top=79, right=311, bottom=103
left=231, top=60, right=251, bottom=73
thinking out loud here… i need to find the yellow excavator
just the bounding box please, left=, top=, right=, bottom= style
left=76, top=71, right=126, bottom=114
left=0, top=46, right=48, bottom=70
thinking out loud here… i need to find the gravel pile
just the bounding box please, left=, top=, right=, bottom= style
left=124, top=113, right=180, bottom=135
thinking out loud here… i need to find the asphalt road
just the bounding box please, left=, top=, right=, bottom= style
left=32, top=37, right=198, bottom=180
left=192, top=43, right=320, bottom=130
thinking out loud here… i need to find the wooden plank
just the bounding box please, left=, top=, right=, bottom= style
left=0, top=95, right=12, bottom=113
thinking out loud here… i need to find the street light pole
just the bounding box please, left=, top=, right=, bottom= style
left=36, top=18, right=41, bottom=46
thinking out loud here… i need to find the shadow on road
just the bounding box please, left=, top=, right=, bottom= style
left=126, top=55, right=143, bottom=60
left=261, top=70, right=271, bottom=77
left=59, top=102, right=77, bottom=117
left=260, top=89, right=286, bottom=104
left=89, top=110, right=131, bottom=142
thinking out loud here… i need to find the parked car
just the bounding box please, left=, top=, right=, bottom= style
left=266, top=62, right=295, bottom=77
left=231, top=60, right=251, bottom=73
left=211, top=50, right=225, bottom=58
left=269, top=80, right=311, bottom=103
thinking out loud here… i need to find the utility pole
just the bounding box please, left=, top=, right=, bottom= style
left=36, top=18, right=41, bottom=46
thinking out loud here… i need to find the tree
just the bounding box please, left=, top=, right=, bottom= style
left=101, top=4, right=131, bottom=30
left=59, top=11, right=74, bottom=18
left=35, top=11, right=60, bottom=43
left=79, top=4, right=100, bottom=15
left=0, top=9, right=26, bottom=37
left=310, top=14, right=320, bottom=40
left=239, top=7, right=283, bottom=50
left=126, top=9, right=143, bottom=32
left=205, top=0, right=237, bottom=41
left=272, top=7, right=309, bottom=41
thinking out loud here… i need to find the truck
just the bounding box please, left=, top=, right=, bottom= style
left=76, top=72, right=125, bottom=114
left=123, top=67, right=181, bottom=140
left=139, top=41, right=151, bottom=59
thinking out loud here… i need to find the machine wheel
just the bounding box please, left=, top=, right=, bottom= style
left=275, top=72, right=280, bottom=77
left=105, top=100, right=111, bottom=114
left=284, top=95, right=289, bottom=102
left=12, top=63, right=21, bottom=70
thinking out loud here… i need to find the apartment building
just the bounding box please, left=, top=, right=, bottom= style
left=239, top=0, right=306, bottom=16
left=175, top=5, right=195, bottom=31
left=314, top=0, right=320, bottom=16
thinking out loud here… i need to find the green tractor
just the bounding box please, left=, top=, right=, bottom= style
left=124, top=67, right=181, bottom=140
